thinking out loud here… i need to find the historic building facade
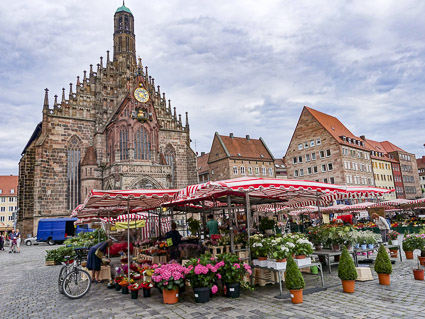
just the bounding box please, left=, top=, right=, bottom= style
left=18, top=4, right=197, bottom=237
left=0, top=175, right=18, bottom=233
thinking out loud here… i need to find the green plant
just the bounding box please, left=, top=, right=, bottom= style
left=216, top=253, right=252, bottom=285
left=45, top=246, right=76, bottom=263
left=259, top=217, right=276, bottom=232
left=285, top=255, right=305, bottom=290
left=374, top=245, right=392, bottom=274
left=187, top=217, right=201, bottom=236
left=338, top=247, right=358, bottom=281
left=292, top=238, right=314, bottom=256
left=185, top=253, right=218, bottom=289
left=249, top=234, right=268, bottom=258
left=63, top=228, right=106, bottom=248
left=403, top=234, right=425, bottom=251
left=269, top=237, right=291, bottom=260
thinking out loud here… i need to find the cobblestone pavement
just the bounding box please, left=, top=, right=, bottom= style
left=1, top=245, right=425, bottom=319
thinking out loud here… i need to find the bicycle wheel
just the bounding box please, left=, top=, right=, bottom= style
left=62, top=269, right=92, bottom=299
left=58, top=265, right=70, bottom=294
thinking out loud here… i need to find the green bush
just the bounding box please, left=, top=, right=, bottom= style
left=338, top=246, right=358, bottom=281
left=285, top=255, right=305, bottom=290
left=374, top=245, right=392, bottom=274
left=259, top=217, right=276, bottom=232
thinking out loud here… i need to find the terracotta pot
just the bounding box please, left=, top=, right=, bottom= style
left=377, top=273, right=390, bottom=285
left=276, top=258, right=287, bottom=262
left=295, top=255, right=306, bottom=259
left=405, top=251, right=414, bottom=259
left=289, top=289, right=303, bottom=304
left=389, top=249, right=398, bottom=258
left=418, top=256, right=425, bottom=266
left=341, top=280, right=355, bottom=293
left=413, top=269, right=424, bottom=281
left=258, top=257, right=267, bottom=261
left=162, top=288, right=179, bottom=304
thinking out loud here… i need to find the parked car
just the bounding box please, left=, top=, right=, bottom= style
left=24, top=237, right=39, bottom=246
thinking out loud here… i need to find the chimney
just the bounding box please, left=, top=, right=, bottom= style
left=229, top=133, right=234, bottom=138
left=360, top=135, right=366, bottom=140
left=246, top=135, right=250, bottom=140
left=201, top=152, right=205, bottom=156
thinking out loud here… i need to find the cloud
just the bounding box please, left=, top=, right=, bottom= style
left=1, top=0, right=425, bottom=176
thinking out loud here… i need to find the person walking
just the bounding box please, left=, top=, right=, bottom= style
left=86, top=239, right=113, bottom=283
left=371, top=213, right=390, bottom=243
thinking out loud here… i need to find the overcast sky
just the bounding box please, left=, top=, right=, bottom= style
left=1, top=0, right=425, bottom=175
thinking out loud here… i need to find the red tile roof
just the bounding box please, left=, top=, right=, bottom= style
left=0, top=175, right=18, bottom=196
left=417, top=156, right=425, bottom=170
left=363, top=138, right=398, bottom=163
left=305, top=106, right=368, bottom=150
left=219, top=135, right=273, bottom=161
left=197, top=153, right=210, bottom=174
left=380, top=141, right=406, bottom=153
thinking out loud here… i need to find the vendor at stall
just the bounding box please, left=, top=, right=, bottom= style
left=206, top=214, right=219, bottom=236
left=166, top=222, right=182, bottom=261
left=87, top=239, right=113, bottom=283
left=371, top=213, right=390, bottom=243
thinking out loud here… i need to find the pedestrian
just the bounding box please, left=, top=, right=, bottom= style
left=206, top=214, right=219, bottom=236
left=166, top=222, right=182, bottom=261
left=15, top=228, right=21, bottom=253
left=0, top=233, right=4, bottom=251
left=86, top=239, right=113, bottom=283
left=371, top=213, right=390, bottom=243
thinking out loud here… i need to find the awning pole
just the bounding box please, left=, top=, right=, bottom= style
left=245, top=192, right=252, bottom=265
left=127, top=199, right=130, bottom=280
left=228, top=195, right=235, bottom=253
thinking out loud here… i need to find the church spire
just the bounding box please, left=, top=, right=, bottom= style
left=113, top=2, right=136, bottom=65
left=43, top=88, right=49, bottom=110
left=61, top=88, right=66, bottom=104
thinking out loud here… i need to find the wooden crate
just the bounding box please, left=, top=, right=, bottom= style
left=45, top=260, right=56, bottom=266
left=82, top=265, right=111, bottom=281
left=208, top=246, right=224, bottom=257
left=254, top=268, right=276, bottom=286
left=238, top=251, right=249, bottom=259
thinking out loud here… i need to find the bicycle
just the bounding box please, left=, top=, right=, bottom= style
left=59, top=247, right=92, bottom=299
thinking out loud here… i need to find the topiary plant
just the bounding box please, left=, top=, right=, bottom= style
left=338, top=246, right=358, bottom=281
left=374, top=245, right=392, bottom=274
left=285, top=255, right=305, bottom=290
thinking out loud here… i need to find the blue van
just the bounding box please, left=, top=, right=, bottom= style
left=36, top=218, right=92, bottom=245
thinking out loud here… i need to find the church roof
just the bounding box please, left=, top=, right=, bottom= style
left=116, top=4, right=132, bottom=14
left=81, top=146, right=97, bottom=166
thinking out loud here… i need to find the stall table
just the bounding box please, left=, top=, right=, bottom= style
left=312, top=250, right=343, bottom=274
left=253, top=262, right=324, bottom=299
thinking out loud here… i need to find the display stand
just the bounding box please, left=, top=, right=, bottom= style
left=312, top=249, right=342, bottom=274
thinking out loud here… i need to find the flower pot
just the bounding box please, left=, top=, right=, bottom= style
left=367, top=244, right=374, bottom=249
left=355, top=244, right=360, bottom=249
left=341, top=280, right=355, bottom=293
left=391, top=240, right=399, bottom=246
left=163, top=288, right=179, bottom=304
left=276, top=258, right=287, bottom=262
left=194, top=287, right=210, bottom=303
left=377, top=273, right=390, bottom=285
left=115, top=283, right=122, bottom=291
left=361, top=244, right=367, bottom=250
left=289, top=289, right=303, bottom=304
left=295, top=255, right=306, bottom=259
left=405, top=251, right=414, bottom=259
left=258, top=256, right=267, bottom=261
left=389, top=250, right=398, bottom=258
left=121, top=286, right=129, bottom=294
left=310, top=266, right=318, bottom=274
left=130, top=289, right=139, bottom=299
left=143, top=288, right=151, bottom=298
left=418, top=256, right=425, bottom=266
left=225, top=283, right=240, bottom=298
left=413, top=269, right=424, bottom=281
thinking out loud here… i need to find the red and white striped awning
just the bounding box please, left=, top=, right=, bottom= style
left=169, top=177, right=393, bottom=208
left=373, top=199, right=413, bottom=208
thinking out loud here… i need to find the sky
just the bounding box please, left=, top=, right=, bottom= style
left=1, top=0, right=425, bottom=175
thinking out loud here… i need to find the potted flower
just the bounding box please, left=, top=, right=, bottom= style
left=141, top=281, right=154, bottom=297
left=128, top=282, right=141, bottom=299
left=374, top=245, right=392, bottom=285
left=285, top=255, right=305, bottom=304
left=389, top=246, right=399, bottom=258
left=259, top=217, right=276, bottom=235
left=270, top=239, right=291, bottom=262
left=250, top=235, right=268, bottom=261
left=152, top=262, right=187, bottom=304
left=216, top=253, right=252, bottom=298
left=119, top=277, right=130, bottom=294
left=185, top=254, right=219, bottom=303
left=403, top=234, right=424, bottom=259
left=413, top=259, right=424, bottom=281
left=366, top=234, right=376, bottom=249
left=293, top=238, right=314, bottom=259
left=337, top=246, right=358, bottom=293
left=388, top=230, right=400, bottom=246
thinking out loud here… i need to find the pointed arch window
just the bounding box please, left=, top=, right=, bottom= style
left=67, top=137, right=81, bottom=210
left=119, top=127, right=128, bottom=160
left=135, top=127, right=151, bottom=160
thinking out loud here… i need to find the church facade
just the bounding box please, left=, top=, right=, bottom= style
left=18, top=4, right=197, bottom=237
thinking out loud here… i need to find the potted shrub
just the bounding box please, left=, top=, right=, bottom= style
left=337, top=246, right=358, bottom=293
left=285, top=255, right=305, bottom=304
left=185, top=254, right=219, bottom=303
left=259, top=217, right=276, bottom=235
left=374, top=245, right=392, bottom=285
left=152, top=262, right=187, bottom=304
left=216, top=253, right=252, bottom=298
left=187, top=217, right=201, bottom=237
left=413, top=259, right=424, bottom=281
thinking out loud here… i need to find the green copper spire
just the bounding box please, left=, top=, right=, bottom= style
left=116, top=1, right=132, bottom=14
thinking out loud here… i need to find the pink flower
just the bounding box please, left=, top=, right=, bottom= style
left=247, top=269, right=252, bottom=275
left=163, top=281, right=168, bottom=286
left=233, top=263, right=240, bottom=269
left=152, top=264, right=159, bottom=269
left=211, top=285, right=218, bottom=294
left=216, top=273, right=222, bottom=279
left=172, top=271, right=182, bottom=280
left=152, top=275, right=162, bottom=282
left=210, top=257, right=215, bottom=261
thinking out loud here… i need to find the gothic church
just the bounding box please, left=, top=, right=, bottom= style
left=18, top=4, right=197, bottom=237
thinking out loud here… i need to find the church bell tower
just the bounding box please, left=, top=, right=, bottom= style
left=113, top=1, right=136, bottom=67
